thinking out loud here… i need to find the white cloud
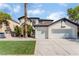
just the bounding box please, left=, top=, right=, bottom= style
left=58, top=3, right=68, bottom=7
left=28, top=4, right=44, bottom=17
left=0, top=3, right=13, bottom=15
left=47, top=11, right=66, bottom=21
left=0, top=3, right=11, bottom=10
left=0, top=3, right=21, bottom=14
left=28, top=8, right=45, bottom=16
left=13, top=5, right=21, bottom=13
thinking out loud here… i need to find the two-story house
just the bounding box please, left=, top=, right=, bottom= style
left=18, top=16, right=53, bottom=37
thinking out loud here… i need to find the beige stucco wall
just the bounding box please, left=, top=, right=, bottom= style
left=0, top=23, right=6, bottom=32
left=20, top=18, right=32, bottom=26
left=8, top=20, right=20, bottom=31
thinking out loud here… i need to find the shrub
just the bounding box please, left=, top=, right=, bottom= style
left=14, top=26, right=21, bottom=37
left=27, top=25, right=33, bottom=37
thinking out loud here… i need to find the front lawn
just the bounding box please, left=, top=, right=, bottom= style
left=0, top=41, right=36, bottom=55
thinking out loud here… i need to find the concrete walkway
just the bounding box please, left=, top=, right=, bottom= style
left=35, top=39, right=79, bottom=56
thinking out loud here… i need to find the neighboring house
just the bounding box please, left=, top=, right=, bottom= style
left=18, top=16, right=32, bottom=26
left=18, top=16, right=53, bottom=37
left=18, top=16, right=53, bottom=26
left=18, top=16, right=32, bottom=36
left=28, top=17, right=53, bottom=25
left=28, top=17, right=53, bottom=37
left=34, top=18, right=79, bottom=39
left=0, top=20, right=19, bottom=38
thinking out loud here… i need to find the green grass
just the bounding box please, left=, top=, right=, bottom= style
left=0, top=41, right=36, bottom=55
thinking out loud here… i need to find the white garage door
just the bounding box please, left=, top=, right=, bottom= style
left=51, top=29, right=73, bottom=39
left=36, top=30, right=46, bottom=39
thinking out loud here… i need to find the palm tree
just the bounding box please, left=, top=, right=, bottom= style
left=23, top=3, right=27, bottom=37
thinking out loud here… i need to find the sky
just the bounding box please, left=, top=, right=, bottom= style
left=0, top=3, right=24, bottom=22
left=0, top=3, right=79, bottom=21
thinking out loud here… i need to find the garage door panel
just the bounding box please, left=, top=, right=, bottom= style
left=51, top=29, right=73, bottom=39
left=36, top=30, right=46, bottom=39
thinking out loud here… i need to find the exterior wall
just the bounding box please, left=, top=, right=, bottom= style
left=20, top=18, right=32, bottom=26
left=20, top=18, right=24, bottom=25
left=8, top=20, right=20, bottom=31
left=35, top=27, right=48, bottom=39
left=35, top=20, right=39, bottom=25
left=0, top=23, right=6, bottom=32
left=48, top=21, right=78, bottom=39
left=30, top=19, right=39, bottom=25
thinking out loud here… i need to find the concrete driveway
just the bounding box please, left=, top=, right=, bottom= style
left=35, top=39, right=79, bottom=56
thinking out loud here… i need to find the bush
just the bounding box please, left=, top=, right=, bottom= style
left=27, top=25, right=33, bottom=37
left=14, top=26, right=21, bottom=37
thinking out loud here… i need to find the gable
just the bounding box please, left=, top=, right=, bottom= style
left=49, top=20, right=77, bottom=29
left=48, top=18, right=79, bottom=27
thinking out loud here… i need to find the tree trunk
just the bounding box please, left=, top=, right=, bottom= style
left=23, top=3, right=27, bottom=37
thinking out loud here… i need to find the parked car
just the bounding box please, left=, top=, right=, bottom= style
left=0, top=32, right=5, bottom=38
